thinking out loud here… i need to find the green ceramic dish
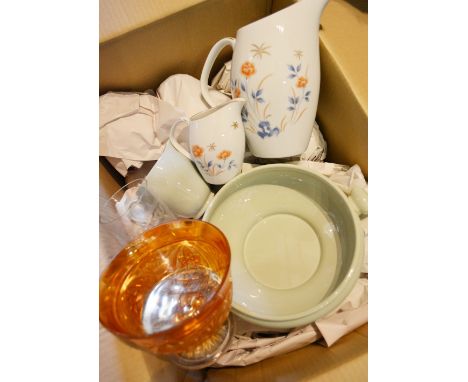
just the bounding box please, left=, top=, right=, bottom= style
left=203, top=164, right=364, bottom=329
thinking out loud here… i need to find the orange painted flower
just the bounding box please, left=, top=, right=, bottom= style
left=296, top=76, right=308, bottom=88
left=217, top=150, right=232, bottom=160
left=234, top=87, right=241, bottom=98
left=241, top=61, right=256, bottom=78
left=192, top=145, right=204, bottom=158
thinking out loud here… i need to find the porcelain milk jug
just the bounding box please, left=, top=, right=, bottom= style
left=169, top=98, right=246, bottom=185
left=200, top=0, right=329, bottom=158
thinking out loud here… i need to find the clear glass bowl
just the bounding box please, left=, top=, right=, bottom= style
left=100, top=178, right=176, bottom=237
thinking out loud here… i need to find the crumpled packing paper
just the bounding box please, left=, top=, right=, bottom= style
left=210, top=60, right=232, bottom=96
left=99, top=160, right=368, bottom=367
left=299, top=122, right=327, bottom=161
left=99, top=69, right=328, bottom=178
left=99, top=92, right=188, bottom=177
left=157, top=74, right=231, bottom=118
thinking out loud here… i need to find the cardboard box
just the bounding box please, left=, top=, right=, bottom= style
left=99, top=0, right=368, bottom=380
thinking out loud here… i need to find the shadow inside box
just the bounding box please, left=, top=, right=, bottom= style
left=345, top=0, right=368, bottom=13
left=245, top=155, right=301, bottom=165
left=100, top=156, right=125, bottom=187
left=142, top=351, right=207, bottom=382
left=208, top=155, right=302, bottom=193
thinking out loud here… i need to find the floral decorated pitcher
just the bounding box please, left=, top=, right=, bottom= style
left=200, top=0, right=329, bottom=159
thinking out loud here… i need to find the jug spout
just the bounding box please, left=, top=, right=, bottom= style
left=296, top=0, right=329, bottom=25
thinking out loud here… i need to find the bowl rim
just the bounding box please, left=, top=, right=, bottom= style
left=203, top=164, right=364, bottom=326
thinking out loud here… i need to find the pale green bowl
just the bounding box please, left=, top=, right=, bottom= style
left=203, top=164, right=364, bottom=329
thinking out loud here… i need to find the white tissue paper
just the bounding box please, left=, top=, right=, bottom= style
left=99, top=160, right=368, bottom=368
left=99, top=92, right=187, bottom=176
left=300, top=121, right=327, bottom=161
left=210, top=60, right=232, bottom=96
left=157, top=74, right=231, bottom=117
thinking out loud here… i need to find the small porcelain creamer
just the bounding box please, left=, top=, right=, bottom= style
left=200, top=0, right=329, bottom=159
left=170, top=98, right=246, bottom=185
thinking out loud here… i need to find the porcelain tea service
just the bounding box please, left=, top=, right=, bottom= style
left=103, top=0, right=367, bottom=337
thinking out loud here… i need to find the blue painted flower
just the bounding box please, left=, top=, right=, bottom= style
left=257, top=120, right=280, bottom=139
left=287, top=63, right=302, bottom=79
left=227, top=160, right=237, bottom=170
left=288, top=96, right=300, bottom=111
left=251, top=89, right=265, bottom=103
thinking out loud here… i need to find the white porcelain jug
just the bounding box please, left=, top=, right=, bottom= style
left=200, top=0, right=328, bottom=159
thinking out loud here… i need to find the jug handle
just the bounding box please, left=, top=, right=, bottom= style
left=200, top=37, right=236, bottom=107
left=169, top=117, right=192, bottom=160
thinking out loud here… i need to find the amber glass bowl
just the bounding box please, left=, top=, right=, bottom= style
left=99, top=219, right=232, bottom=355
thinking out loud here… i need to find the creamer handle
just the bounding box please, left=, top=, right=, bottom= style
left=200, top=37, right=236, bottom=107
left=169, top=117, right=192, bottom=159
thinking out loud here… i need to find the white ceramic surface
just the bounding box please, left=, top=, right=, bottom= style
left=170, top=99, right=246, bottom=185
left=203, top=164, right=364, bottom=328
left=200, top=0, right=329, bottom=159
left=144, top=141, right=213, bottom=219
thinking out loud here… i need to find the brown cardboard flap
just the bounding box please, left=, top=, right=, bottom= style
left=99, top=0, right=272, bottom=93
left=100, top=0, right=208, bottom=43
left=320, top=0, right=368, bottom=114
left=317, top=37, right=368, bottom=176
